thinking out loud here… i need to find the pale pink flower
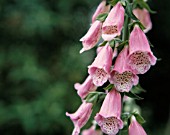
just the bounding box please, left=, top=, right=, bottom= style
left=88, top=44, right=113, bottom=86
left=102, top=2, right=125, bottom=41
left=74, top=75, right=97, bottom=99
left=66, top=102, right=93, bottom=135
left=97, top=43, right=118, bottom=59
left=95, top=89, right=123, bottom=135
left=133, top=8, right=152, bottom=33
left=109, top=46, right=139, bottom=92
left=92, top=0, right=110, bottom=23
left=128, top=25, right=157, bottom=74
left=129, top=116, right=147, bottom=135
left=82, top=125, right=103, bottom=135
left=80, top=20, right=102, bottom=53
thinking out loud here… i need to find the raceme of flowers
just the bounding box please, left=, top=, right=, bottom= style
left=66, top=0, right=156, bottom=135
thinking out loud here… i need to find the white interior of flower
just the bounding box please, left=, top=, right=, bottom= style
left=101, top=117, right=119, bottom=135
left=93, top=68, right=108, bottom=86
left=129, top=51, right=151, bottom=74
left=113, top=71, right=133, bottom=92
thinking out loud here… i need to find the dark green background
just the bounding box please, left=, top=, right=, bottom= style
left=0, top=0, right=169, bottom=134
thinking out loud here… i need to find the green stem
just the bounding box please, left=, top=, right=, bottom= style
left=122, top=0, right=132, bottom=41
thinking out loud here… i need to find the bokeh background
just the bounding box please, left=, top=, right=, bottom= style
left=0, top=0, right=169, bottom=135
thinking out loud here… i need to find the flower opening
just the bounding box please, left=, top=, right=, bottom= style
left=112, top=71, right=134, bottom=92
left=128, top=51, right=151, bottom=74
left=92, top=68, right=109, bottom=86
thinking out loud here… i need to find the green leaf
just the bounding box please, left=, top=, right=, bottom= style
left=109, top=40, right=115, bottom=48
left=116, top=40, right=128, bottom=52
left=133, top=113, right=146, bottom=124
left=98, top=41, right=107, bottom=47
left=103, top=84, right=114, bottom=91
left=129, top=21, right=146, bottom=32
left=131, top=84, right=146, bottom=94
left=109, top=0, right=120, bottom=6
left=125, top=1, right=138, bottom=20
left=109, top=38, right=122, bottom=48
left=96, top=13, right=108, bottom=22
left=85, top=92, right=106, bottom=104
left=136, top=0, right=156, bottom=14
left=124, top=91, right=143, bottom=100
left=114, top=38, right=123, bottom=43
left=121, top=112, right=132, bottom=121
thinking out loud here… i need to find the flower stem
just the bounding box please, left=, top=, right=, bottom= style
left=122, top=0, right=132, bottom=41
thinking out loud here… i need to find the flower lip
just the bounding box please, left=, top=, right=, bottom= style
left=95, top=114, right=123, bottom=135
left=128, top=51, right=151, bottom=74
left=111, top=71, right=135, bottom=92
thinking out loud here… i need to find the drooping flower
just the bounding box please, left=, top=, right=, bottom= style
left=66, top=101, right=93, bottom=135
left=82, top=125, right=103, bottom=135
left=133, top=8, right=152, bottom=33
left=129, top=116, right=147, bottom=135
left=102, top=2, right=125, bottom=41
left=74, top=75, right=97, bottom=99
left=128, top=25, right=157, bottom=74
left=109, top=46, right=139, bottom=92
left=97, top=43, right=118, bottom=59
left=80, top=20, right=102, bottom=53
left=92, top=0, right=110, bottom=23
left=88, top=44, right=113, bottom=86
left=95, top=89, right=123, bottom=135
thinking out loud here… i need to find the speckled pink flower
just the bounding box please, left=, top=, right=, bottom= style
left=92, top=0, right=110, bottom=23
left=74, top=75, right=97, bottom=99
left=109, top=46, right=139, bottom=92
left=128, top=25, right=157, bottom=74
left=88, top=44, right=113, bottom=86
left=66, top=101, right=93, bottom=135
left=95, top=89, right=123, bottom=135
left=133, top=8, right=152, bottom=33
left=129, top=116, right=147, bottom=135
left=102, top=2, right=125, bottom=41
left=80, top=20, right=102, bottom=53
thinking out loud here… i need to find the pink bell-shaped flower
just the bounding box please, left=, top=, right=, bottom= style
left=129, top=116, right=147, bottom=135
left=95, top=89, right=123, bottom=135
left=97, top=43, right=118, bottom=59
left=66, top=101, right=93, bottom=135
left=74, top=75, right=97, bottom=99
left=109, top=46, right=139, bottom=92
left=128, top=25, right=157, bottom=74
left=102, top=2, right=125, bottom=41
left=82, top=125, right=103, bottom=135
left=92, top=0, right=110, bottom=23
left=80, top=20, right=102, bottom=53
left=133, top=8, right=152, bottom=33
left=88, top=44, right=113, bottom=86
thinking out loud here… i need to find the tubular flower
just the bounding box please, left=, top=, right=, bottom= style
left=95, top=89, right=123, bottom=135
left=97, top=43, right=118, bottom=59
left=102, top=2, right=125, bottom=41
left=82, top=125, right=103, bottom=135
left=88, top=44, right=113, bottom=86
left=128, top=25, right=157, bottom=74
left=133, top=8, right=152, bottom=33
left=66, top=102, right=93, bottom=135
left=80, top=20, right=102, bottom=53
left=92, top=0, right=110, bottom=23
left=109, top=46, right=139, bottom=92
left=74, top=75, right=97, bottom=99
left=129, top=116, right=147, bottom=135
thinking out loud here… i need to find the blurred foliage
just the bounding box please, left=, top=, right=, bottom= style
left=0, top=0, right=169, bottom=135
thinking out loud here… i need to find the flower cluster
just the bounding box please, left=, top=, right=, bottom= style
left=66, top=0, right=157, bottom=135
